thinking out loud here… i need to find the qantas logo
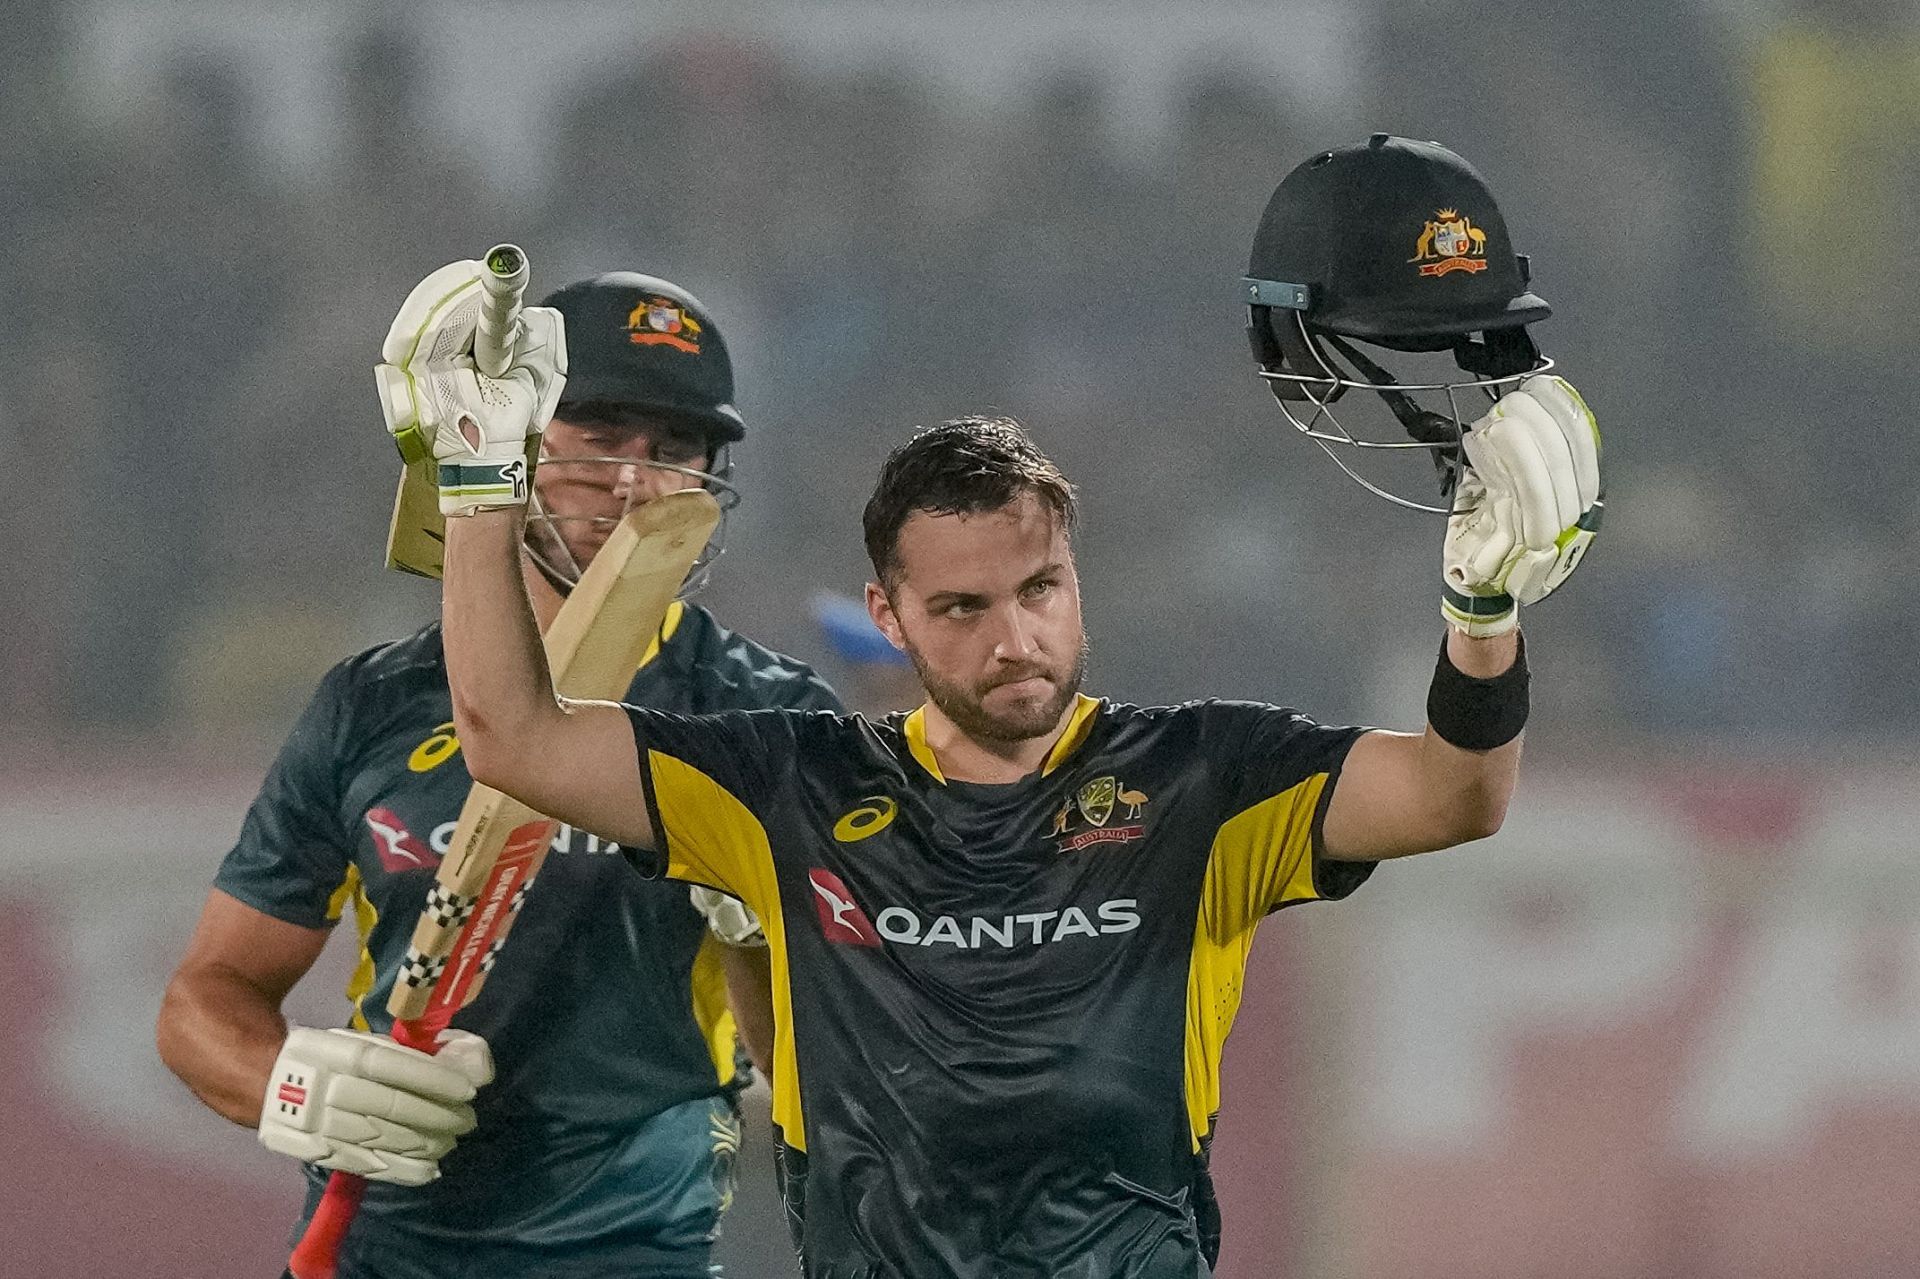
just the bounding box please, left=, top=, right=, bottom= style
left=806, top=866, right=1141, bottom=950
left=368, top=814, right=623, bottom=874
left=808, top=869, right=882, bottom=947
left=874, top=900, right=1141, bottom=949
left=366, top=808, right=438, bottom=872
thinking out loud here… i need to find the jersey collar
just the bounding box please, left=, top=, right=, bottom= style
left=901, top=693, right=1102, bottom=785
left=636, top=600, right=687, bottom=671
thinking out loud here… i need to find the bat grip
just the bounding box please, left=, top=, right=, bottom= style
left=285, top=1172, right=367, bottom=1279
left=282, top=1016, right=446, bottom=1278
left=473, top=243, right=529, bottom=379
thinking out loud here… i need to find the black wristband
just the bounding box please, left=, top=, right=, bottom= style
left=1427, top=633, right=1529, bottom=751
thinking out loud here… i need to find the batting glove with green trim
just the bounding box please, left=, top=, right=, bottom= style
left=374, top=259, right=568, bottom=516
left=1441, top=375, right=1603, bottom=638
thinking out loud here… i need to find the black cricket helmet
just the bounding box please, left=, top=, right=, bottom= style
left=525, top=272, right=743, bottom=593
left=1244, top=134, right=1552, bottom=512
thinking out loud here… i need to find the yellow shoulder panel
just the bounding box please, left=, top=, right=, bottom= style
left=645, top=750, right=805, bottom=1146
left=1182, top=774, right=1331, bottom=1148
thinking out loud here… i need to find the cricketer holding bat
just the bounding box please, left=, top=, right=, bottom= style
left=157, top=269, right=840, bottom=1279
left=435, top=137, right=1601, bottom=1276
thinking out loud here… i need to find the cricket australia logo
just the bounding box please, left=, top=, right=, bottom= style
left=1409, top=208, right=1489, bottom=277
left=626, top=296, right=703, bottom=353
left=1048, top=775, right=1150, bottom=854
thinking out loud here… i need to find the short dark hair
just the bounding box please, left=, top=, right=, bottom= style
left=862, top=415, right=1077, bottom=587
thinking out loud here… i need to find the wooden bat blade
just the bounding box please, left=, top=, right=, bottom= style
left=386, top=489, right=720, bottom=1021
left=385, top=459, right=445, bottom=579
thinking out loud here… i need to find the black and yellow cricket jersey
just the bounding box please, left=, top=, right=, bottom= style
left=625, top=693, right=1373, bottom=1278
left=214, top=603, right=839, bottom=1273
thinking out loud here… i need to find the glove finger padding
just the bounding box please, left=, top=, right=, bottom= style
left=309, top=1142, right=443, bottom=1188
left=313, top=1109, right=462, bottom=1160
left=326, top=1074, right=477, bottom=1136
left=381, top=260, right=486, bottom=368
left=259, top=1026, right=492, bottom=1186
left=1523, top=374, right=1601, bottom=509
left=517, top=305, right=569, bottom=432
left=433, top=1028, right=497, bottom=1089
left=1442, top=376, right=1604, bottom=634
left=1466, top=395, right=1572, bottom=551
left=306, top=1027, right=479, bottom=1103
left=375, top=257, right=568, bottom=516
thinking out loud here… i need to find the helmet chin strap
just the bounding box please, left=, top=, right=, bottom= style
left=1319, top=332, right=1465, bottom=497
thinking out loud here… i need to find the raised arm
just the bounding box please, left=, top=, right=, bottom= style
left=1324, top=375, right=1601, bottom=863
left=374, top=255, right=654, bottom=849
left=442, top=508, right=654, bottom=850
left=1323, top=629, right=1522, bottom=860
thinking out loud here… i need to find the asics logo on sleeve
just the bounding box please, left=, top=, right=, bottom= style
left=808, top=869, right=882, bottom=947
left=407, top=721, right=462, bottom=772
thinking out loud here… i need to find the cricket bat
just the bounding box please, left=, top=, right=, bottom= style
left=285, top=488, right=722, bottom=1279
left=386, top=244, right=533, bottom=580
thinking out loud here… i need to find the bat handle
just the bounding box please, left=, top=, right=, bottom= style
left=473, top=243, right=529, bottom=379
left=282, top=1017, right=444, bottom=1278
left=285, top=1172, right=367, bottom=1279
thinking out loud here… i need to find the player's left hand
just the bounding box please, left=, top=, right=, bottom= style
left=373, top=259, right=569, bottom=517
left=1441, top=374, right=1603, bottom=637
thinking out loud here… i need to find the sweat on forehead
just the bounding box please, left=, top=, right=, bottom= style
left=862, top=415, right=1078, bottom=586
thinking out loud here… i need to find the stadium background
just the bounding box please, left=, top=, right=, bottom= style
left=6, top=0, right=1919, bottom=1274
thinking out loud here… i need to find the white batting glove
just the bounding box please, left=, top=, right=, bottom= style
left=690, top=886, right=766, bottom=947
left=374, top=259, right=568, bottom=516
left=259, top=1026, right=494, bottom=1186
left=1441, top=375, right=1603, bottom=637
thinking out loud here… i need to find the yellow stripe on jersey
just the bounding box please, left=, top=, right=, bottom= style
left=647, top=751, right=805, bottom=1149
left=326, top=866, right=382, bottom=1033
left=689, top=931, right=740, bottom=1088
left=1182, top=772, right=1333, bottom=1150
left=903, top=693, right=1101, bottom=784
left=901, top=706, right=945, bottom=782
left=636, top=600, right=687, bottom=672
left=1041, top=694, right=1101, bottom=776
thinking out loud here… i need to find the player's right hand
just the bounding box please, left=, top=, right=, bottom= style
left=258, top=1026, right=494, bottom=1186
left=374, top=258, right=568, bottom=518
left=1440, top=375, right=1603, bottom=637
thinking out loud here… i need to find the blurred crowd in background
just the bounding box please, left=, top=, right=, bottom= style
left=8, top=0, right=1919, bottom=757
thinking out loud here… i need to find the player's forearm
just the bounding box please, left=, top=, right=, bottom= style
left=442, top=508, right=564, bottom=785
left=721, top=943, right=778, bottom=1080
left=1414, top=725, right=1520, bottom=843
left=156, top=967, right=289, bottom=1127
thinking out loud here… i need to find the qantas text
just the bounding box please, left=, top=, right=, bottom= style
left=869, top=899, right=1141, bottom=949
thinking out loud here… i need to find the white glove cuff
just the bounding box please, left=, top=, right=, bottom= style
left=1440, top=583, right=1517, bottom=638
